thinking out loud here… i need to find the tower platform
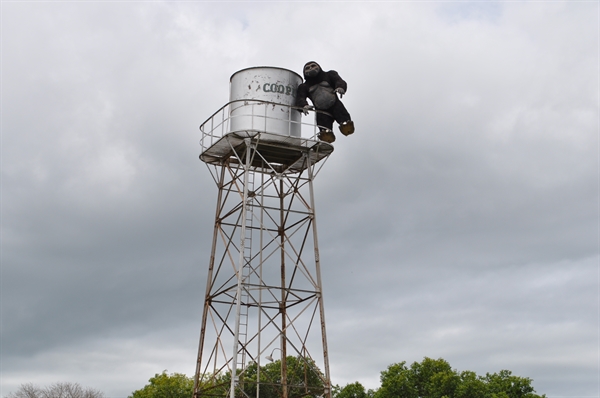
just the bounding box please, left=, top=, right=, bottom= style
left=200, top=130, right=333, bottom=174
left=198, top=99, right=334, bottom=174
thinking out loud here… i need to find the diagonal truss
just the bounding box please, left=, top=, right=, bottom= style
left=194, top=133, right=333, bottom=398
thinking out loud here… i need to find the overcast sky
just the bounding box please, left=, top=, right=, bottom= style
left=1, top=1, right=598, bottom=397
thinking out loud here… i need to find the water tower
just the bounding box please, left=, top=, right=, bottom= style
left=193, top=67, right=334, bottom=398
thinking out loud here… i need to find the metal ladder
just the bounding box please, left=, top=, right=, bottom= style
left=237, top=169, right=255, bottom=370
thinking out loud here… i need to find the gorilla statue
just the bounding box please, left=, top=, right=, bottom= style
left=295, top=61, right=355, bottom=143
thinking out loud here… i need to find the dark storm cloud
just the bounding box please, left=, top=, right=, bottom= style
left=2, top=0, right=219, bottom=368
left=1, top=1, right=597, bottom=398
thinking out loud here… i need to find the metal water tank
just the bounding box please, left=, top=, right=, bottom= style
left=229, top=67, right=303, bottom=137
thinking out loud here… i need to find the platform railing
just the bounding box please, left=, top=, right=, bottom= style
left=199, top=99, right=329, bottom=154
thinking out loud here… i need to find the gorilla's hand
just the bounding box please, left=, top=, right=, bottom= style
left=302, top=105, right=312, bottom=115
left=335, top=88, right=345, bottom=98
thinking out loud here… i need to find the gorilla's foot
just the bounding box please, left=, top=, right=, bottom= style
left=339, top=120, right=355, bottom=136
left=318, top=129, right=336, bottom=143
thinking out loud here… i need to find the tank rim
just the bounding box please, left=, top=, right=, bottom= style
left=230, top=66, right=302, bottom=82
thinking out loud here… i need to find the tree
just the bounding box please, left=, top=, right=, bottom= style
left=483, top=370, right=540, bottom=398
left=454, top=371, right=488, bottom=398
left=128, top=371, right=194, bottom=398
left=372, top=357, right=546, bottom=398
left=240, top=356, right=326, bottom=398
left=333, top=382, right=373, bottom=398
left=6, top=382, right=105, bottom=398
left=193, top=356, right=326, bottom=398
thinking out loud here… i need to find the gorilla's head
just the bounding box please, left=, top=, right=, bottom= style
left=303, top=61, right=321, bottom=78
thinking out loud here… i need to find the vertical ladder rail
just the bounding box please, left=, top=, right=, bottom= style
left=238, top=165, right=254, bottom=371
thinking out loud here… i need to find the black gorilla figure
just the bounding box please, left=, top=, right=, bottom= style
left=295, top=61, right=355, bottom=143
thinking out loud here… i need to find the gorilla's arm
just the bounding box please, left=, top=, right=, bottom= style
left=326, top=70, right=347, bottom=93
left=295, top=83, right=310, bottom=109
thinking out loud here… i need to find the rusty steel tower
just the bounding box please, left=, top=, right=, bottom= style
left=193, top=67, right=334, bottom=398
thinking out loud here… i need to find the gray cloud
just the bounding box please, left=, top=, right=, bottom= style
left=2, top=2, right=597, bottom=398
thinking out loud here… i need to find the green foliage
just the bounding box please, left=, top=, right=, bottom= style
left=333, top=382, right=373, bottom=398
left=241, top=356, right=326, bottom=398
left=454, top=371, right=488, bottom=398
left=128, top=371, right=194, bottom=398
left=376, top=362, right=417, bottom=398
left=191, top=356, right=325, bottom=398
left=483, top=370, right=541, bottom=398
left=132, top=358, right=545, bottom=398
left=372, top=358, right=545, bottom=398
